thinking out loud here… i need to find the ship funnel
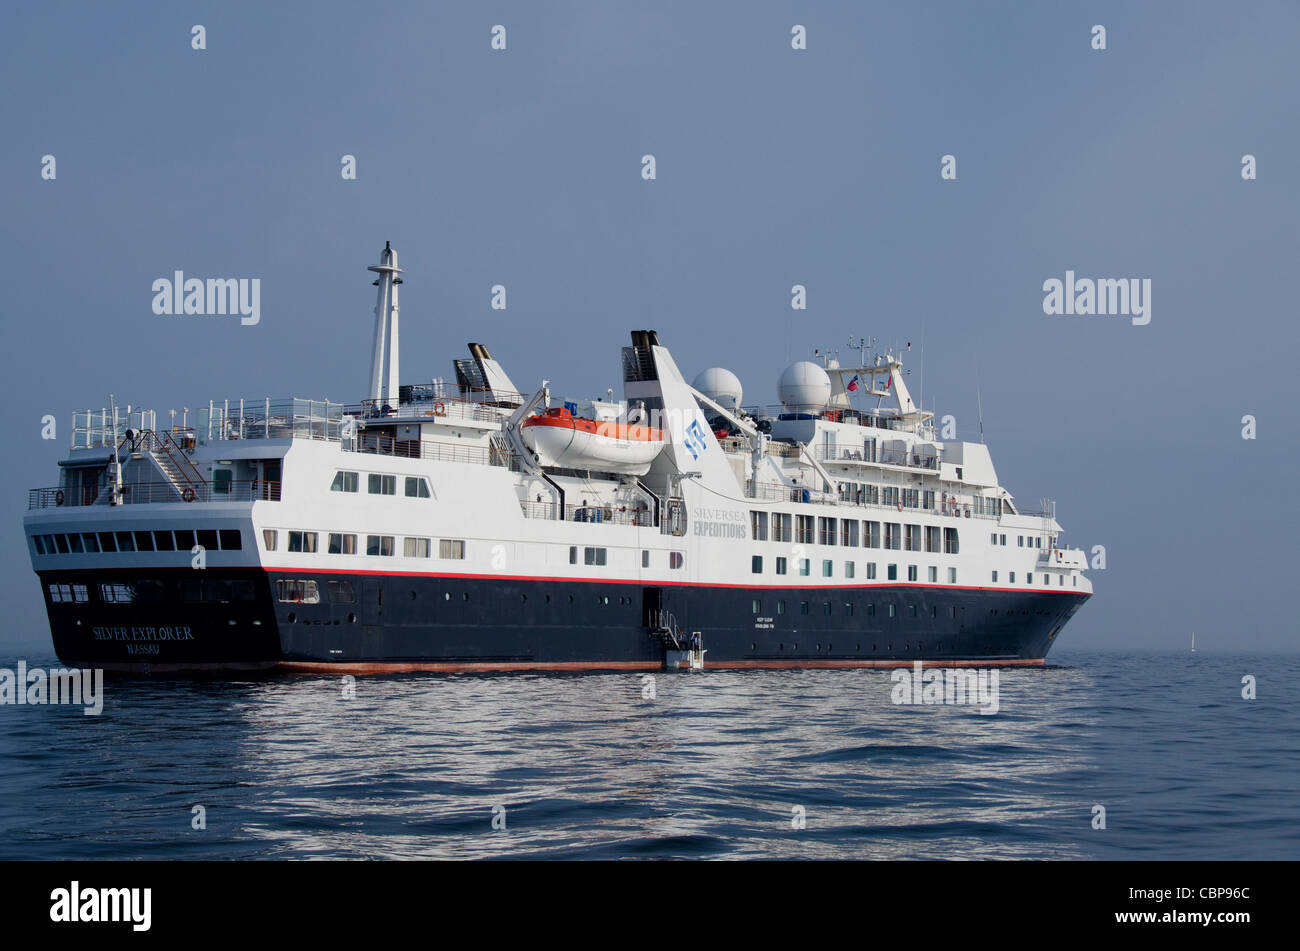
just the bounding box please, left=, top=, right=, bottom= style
left=367, top=242, right=404, bottom=406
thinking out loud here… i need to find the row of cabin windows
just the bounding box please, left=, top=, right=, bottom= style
left=571, top=548, right=686, bottom=569
left=51, top=578, right=256, bottom=605
left=32, top=529, right=242, bottom=555
left=330, top=471, right=432, bottom=498
left=989, top=533, right=1047, bottom=548
left=750, top=513, right=958, bottom=554
left=264, top=530, right=464, bottom=560
left=751, top=599, right=959, bottom=619
left=833, top=484, right=1002, bottom=516
left=752, top=555, right=957, bottom=584
left=991, top=570, right=1077, bottom=587
left=274, top=583, right=640, bottom=609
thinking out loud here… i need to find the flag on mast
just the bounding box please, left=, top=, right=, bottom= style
left=847, top=374, right=860, bottom=392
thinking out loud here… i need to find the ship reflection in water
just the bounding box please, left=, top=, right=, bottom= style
left=2, top=649, right=1297, bottom=860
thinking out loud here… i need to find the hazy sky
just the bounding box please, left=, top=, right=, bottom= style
left=2, top=1, right=1297, bottom=651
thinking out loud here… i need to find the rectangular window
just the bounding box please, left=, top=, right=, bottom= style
left=669, top=551, right=684, bottom=569
left=97, top=532, right=118, bottom=552
left=287, top=531, right=318, bottom=553
left=263, top=530, right=277, bottom=551
left=133, top=530, right=155, bottom=552
left=67, top=534, right=84, bottom=553
left=1009, top=572, right=1016, bottom=583
left=328, top=580, right=357, bottom=603
left=883, top=486, right=900, bottom=507
left=842, top=520, right=859, bottom=547
left=440, top=539, right=466, bottom=560
left=887, top=564, right=898, bottom=581
left=569, top=545, right=577, bottom=565
left=584, top=547, right=607, bottom=566
left=823, top=601, right=833, bottom=616
left=948, top=567, right=957, bottom=584
left=368, top=473, right=397, bottom=495
left=777, top=600, right=786, bottom=615
left=992, top=570, right=999, bottom=582
left=773, top=513, right=792, bottom=543
left=926, top=526, right=941, bottom=553
left=866, top=562, right=877, bottom=580
left=53, top=534, right=69, bottom=554
left=990, top=533, right=998, bottom=545
left=903, top=488, right=919, bottom=509
left=1027, top=573, right=1033, bottom=585
left=922, top=490, right=935, bottom=510
left=213, top=469, right=232, bottom=495
left=81, top=533, right=100, bottom=553
left=405, top=476, right=432, bottom=498
left=885, top=523, right=902, bottom=550
left=218, top=530, right=243, bottom=550
left=328, top=533, right=357, bottom=555
left=1018, top=536, right=1024, bottom=547
left=366, top=535, right=394, bottom=556
left=174, top=529, right=195, bottom=551
left=865, top=521, right=881, bottom=549
left=275, top=579, right=321, bottom=604
left=775, top=557, right=788, bottom=576
left=866, top=603, right=876, bottom=616
left=822, top=559, right=833, bottom=578
left=887, top=603, right=896, bottom=618
left=196, top=529, right=218, bottom=552
left=751, top=555, right=763, bottom=574
left=796, top=515, right=815, bottom=545
left=115, top=531, right=135, bottom=552
left=844, top=562, right=855, bottom=579
left=907, top=565, right=918, bottom=581
left=905, top=524, right=921, bottom=552
left=750, top=511, right=769, bottom=541
left=845, top=602, right=854, bottom=617
left=818, top=517, right=836, bottom=546
left=99, top=581, right=165, bottom=604
left=404, top=537, right=432, bottom=558
left=642, top=550, right=650, bottom=568
left=798, top=558, right=810, bottom=577
left=928, top=566, right=937, bottom=583
left=331, top=471, right=359, bottom=493
left=153, top=531, right=175, bottom=551
left=944, top=527, right=960, bottom=555
left=800, top=601, right=809, bottom=615
left=32, top=535, right=47, bottom=555
left=1000, top=534, right=1006, bottom=545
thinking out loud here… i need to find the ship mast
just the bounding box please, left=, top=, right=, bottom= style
left=367, top=241, right=403, bottom=407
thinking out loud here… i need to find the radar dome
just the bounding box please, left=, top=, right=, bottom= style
left=778, top=361, right=831, bottom=415
left=693, top=367, right=744, bottom=412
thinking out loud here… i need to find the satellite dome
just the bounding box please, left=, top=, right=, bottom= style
left=693, top=367, right=743, bottom=412
left=778, top=361, right=831, bottom=414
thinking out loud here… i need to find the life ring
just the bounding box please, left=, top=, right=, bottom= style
left=433, top=401, right=447, bottom=417
left=182, top=486, right=196, bottom=503
left=54, top=489, right=65, bottom=506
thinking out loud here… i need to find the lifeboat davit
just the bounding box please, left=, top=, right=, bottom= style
left=521, top=407, right=665, bottom=475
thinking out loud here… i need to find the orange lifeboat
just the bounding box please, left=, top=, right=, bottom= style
left=521, top=407, right=665, bottom=475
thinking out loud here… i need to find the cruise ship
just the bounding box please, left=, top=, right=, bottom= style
left=24, top=243, right=1091, bottom=674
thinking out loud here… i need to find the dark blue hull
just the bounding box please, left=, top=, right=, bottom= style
left=37, top=568, right=1089, bottom=674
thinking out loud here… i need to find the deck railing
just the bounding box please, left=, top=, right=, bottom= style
left=29, top=480, right=280, bottom=509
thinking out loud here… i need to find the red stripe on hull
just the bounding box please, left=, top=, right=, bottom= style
left=274, top=657, right=1044, bottom=674
left=275, top=660, right=661, bottom=674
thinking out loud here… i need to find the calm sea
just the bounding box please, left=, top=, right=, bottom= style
left=0, top=648, right=1295, bottom=860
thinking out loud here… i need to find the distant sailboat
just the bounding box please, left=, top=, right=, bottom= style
left=1191, top=632, right=1196, bottom=653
